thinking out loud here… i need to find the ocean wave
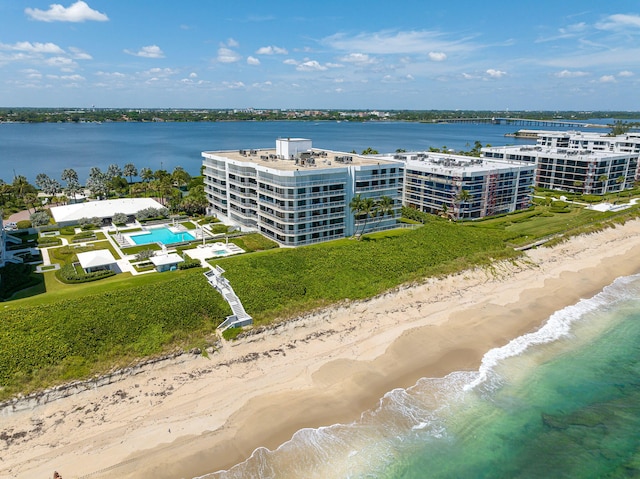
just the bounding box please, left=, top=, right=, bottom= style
left=203, top=273, right=640, bottom=479
left=464, top=273, right=640, bottom=393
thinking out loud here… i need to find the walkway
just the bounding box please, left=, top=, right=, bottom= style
left=204, top=265, right=252, bottom=331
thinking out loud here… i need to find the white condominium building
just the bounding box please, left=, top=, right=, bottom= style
left=379, top=152, right=534, bottom=220
left=202, top=138, right=403, bottom=246
left=482, top=145, right=638, bottom=195
left=536, top=130, right=640, bottom=154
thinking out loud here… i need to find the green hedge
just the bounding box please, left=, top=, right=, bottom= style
left=56, top=264, right=116, bottom=284
left=178, top=258, right=201, bottom=270
left=37, top=236, right=62, bottom=247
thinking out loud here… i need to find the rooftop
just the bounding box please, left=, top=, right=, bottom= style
left=202, top=147, right=402, bottom=172
left=379, top=152, right=533, bottom=175
left=51, top=198, right=165, bottom=223
left=483, top=145, right=636, bottom=159
left=77, top=249, right=117, bottom=269
left=150, top=253, right=184, bottom=267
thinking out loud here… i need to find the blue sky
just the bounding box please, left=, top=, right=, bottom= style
left=1, top=0, right=639, bottom=110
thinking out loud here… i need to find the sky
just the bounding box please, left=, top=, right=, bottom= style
left=0, top=0, right=639, bottom=110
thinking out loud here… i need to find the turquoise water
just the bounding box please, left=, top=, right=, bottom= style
left=205, top=274, right=640, bottom=478
left=130, top=227, right=195, bottom=245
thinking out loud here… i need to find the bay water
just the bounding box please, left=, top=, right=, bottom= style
left=0, top=120, right=542, bottom=184
left=205, top=273, right=640, bottom=478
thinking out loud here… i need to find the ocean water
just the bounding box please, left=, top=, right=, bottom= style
left=204, top=274, right=640, bottom=479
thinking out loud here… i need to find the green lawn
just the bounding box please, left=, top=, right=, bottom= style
left=0, top=268, right=230, bottom=399
left=2, top=201, right=640, bottom=399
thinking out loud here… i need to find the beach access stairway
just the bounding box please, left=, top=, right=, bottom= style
left=204, top=265, right=252, bottom=332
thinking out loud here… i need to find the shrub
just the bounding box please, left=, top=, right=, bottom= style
left=222, top=327, right=243, bottom=341
left=401, top=206, right=431, bottom=223
left=56, top=264, right=115, bottom=284
left=30, top=211, right=51, bottom=227
left=72, top=231, right=97, bottom=241
left=135, top=249, right=156, bottom=261
left=37, top=236, right=62, bottom=247
left=60, top=226, right=76, bottom=235
left=112, top=212, right=128, bottom=225
left=16, top=220, right=32, bottom=229
left=135, top=207, right=169, bottom=221
left=178, top=258, right=201, bottom=270
left=78, top=217, right=101, bottom=230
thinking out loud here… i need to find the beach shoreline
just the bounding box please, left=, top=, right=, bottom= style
left=3, top=220, right=640, bottom=479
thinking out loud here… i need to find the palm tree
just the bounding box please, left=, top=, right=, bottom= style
left=616, top=175, right=625, bottom=200
left=123, top=163, right=138, bottom=184
left=140, top=167, right=154, bottom=183
left=598, top=174, right=608, bottom=195
left=455, top=189, right=472, bottom=220
left=349, top=194, right=375, bottom=239
left=11, top=175, right=32, bottom=200
left=349, top=194, right=364, bottom=238
left=374, top=196, right=395, bottom=226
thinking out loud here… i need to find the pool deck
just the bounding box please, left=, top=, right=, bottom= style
left=184, top=242, right=244, bottom=266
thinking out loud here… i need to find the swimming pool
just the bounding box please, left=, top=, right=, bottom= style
left=130, top=227, right=196, bottom=246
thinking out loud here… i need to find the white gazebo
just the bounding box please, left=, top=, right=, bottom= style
left=150, top=253, right=184, bottom=272
left=76, top=249, right=119, bottom=273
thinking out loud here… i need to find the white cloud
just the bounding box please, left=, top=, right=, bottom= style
left=189, top=72, right=198, bottom=78
left=124, top=45, right=165, bottom=58
left=226, top=38, right=239, bottom=48
left=45, top=56, right=77, bottom=68
left=22, top=69, right=42, bottom=79
left=618, top=70, right=634, bottom=77
left=217, top=47, right=241, bottom=63
left=462, top=72, right=475, bottom=79
left=599, top=75, right=616, bottom=83
left=554, top=69, right=589, bottom=78
left=143, top=67, right=178, bottom=77
left=247, top=56, right=260, bottom=65
left=47, top=73, right=85, bottom=81
left=596, top=14, right=640, bottom=31
left=68, top=46, right=92, bottom=60
left=223, top=81, right=245, bottom=89
left=324, top=30, right=477, bottom=55
left=25, top=1, right=108, bottom=22
left=283, top=59, right=298, bottom=65
left=256, top=45, right=288, bottom=55
left=428, top=51, right=447, bottom=61
left=96, top=71, right=126, bottom=78
left=486, top=69, right=506, bottom=78
left=297, top=60, right=327, bottom=71
left=0, top=41, right=64, bottom=54
left=339, top=53, right=376, bottom=64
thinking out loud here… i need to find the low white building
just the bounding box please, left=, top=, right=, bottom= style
left=50, top=198, right=165, bottom=227
left=150, top=253, right=184, bottom=272
left=76, top=249, right=119, bottom=273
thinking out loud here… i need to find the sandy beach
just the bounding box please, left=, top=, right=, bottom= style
left=3, top=220, right=640, bottom=479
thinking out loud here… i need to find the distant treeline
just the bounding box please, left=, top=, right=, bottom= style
left=1, top=108, right=640, bottom=124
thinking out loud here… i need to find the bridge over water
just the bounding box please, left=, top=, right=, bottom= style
left=434, top=117, right=610, bottom=129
